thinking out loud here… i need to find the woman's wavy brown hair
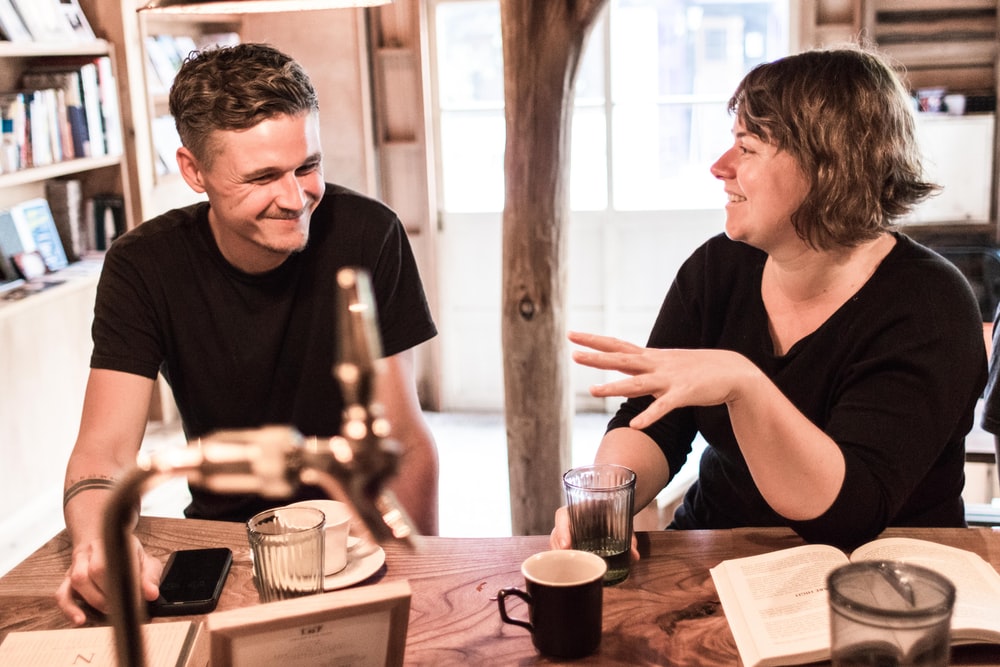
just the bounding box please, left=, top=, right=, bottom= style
left=168, top=42, right=319, bottom=168
left=728, top=46, right=938, bottom=250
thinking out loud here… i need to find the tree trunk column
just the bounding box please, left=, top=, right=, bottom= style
left=500, top=0, right=606, bottom=535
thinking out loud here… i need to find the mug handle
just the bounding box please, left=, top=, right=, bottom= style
left=496, top=587, right=532, bottom=631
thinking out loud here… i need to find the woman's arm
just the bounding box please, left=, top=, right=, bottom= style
left=571, top=331, right=846, bottom=520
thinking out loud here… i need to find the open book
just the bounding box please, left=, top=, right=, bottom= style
left=0, top=620, right=205, bottom=666
left=710, top=537, right=1000, bottom=667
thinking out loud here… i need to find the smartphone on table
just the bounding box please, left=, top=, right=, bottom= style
left=148, top=547, right=233, bottom=617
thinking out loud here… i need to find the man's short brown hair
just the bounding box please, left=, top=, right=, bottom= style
left=168, top=42, right=319, bottom=167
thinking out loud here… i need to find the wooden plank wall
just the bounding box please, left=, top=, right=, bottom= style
left=865, top=0, right=998, bottom=96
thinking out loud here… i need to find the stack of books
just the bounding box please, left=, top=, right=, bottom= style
left=1, top=55, right=123, bottom=175
left=0, top=0, right=94, bottom=45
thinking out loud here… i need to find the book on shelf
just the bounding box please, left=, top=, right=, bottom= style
left=0, top=222, right=18, bottom=280
left=57, top=0, right=96, bottom=42
left=7, top=0, right=94, bottom=43
left=26, top=88, right=57, bottom=166
left=144, top=35, right=180, bottom=94
left=172, top=34, right=199, bottom=62
left=21, top=84, right=81, bottom=167
left=76, top=60, right=105, bottom=157
left=21, top=68, right=91, bottom=159
left=45, top=177, right=85, bottom=261
left=152, top=115, right=182, bottom=176
left=0, top=92, right=27, bottom=172
left=143, top=32, right=237, bottom=94
left=93, top=192, right=125, bottom=250
left=143, top=33, right=201, bottom=93
left=155, top=34, right=186, bottom=72
left=0, top=619, right=206, bottom=667
left=9, top=0, right=75, bottom=43
left=51, top=87, right=73, bottom=160
left=710, top=536, right=1000, bottom=667
left=94, top=55, right=123, bottom=156
left=8, top=197, right=68, bottom=272
left=0, top=0, right=32, bottom=43
left=19, top=55, right=121, bottom=160
left=7, top=59, right=112, bottom=172
left=0, top=253, right=19, bottom=283
left=0, top=225, right=46, bottom=281
left=0, top=208, right=25, bottom=264
left=22, top=64, right=97, bottom=157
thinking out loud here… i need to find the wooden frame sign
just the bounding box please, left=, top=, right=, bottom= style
left=206, top=580, right=410, bottom=666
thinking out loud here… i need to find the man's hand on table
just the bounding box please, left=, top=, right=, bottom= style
left=55, top=534, right=163, bottom=626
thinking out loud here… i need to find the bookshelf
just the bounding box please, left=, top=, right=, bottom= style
left=0, top=5, right=128, bottom=504
left=0, top=39, right=132, bottom=227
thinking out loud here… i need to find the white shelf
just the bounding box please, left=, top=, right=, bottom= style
left=0, top=259, right=102, bottom=318
left=0, top=39, right=111, bottom=58
left=0, top=156, right=123, bottom=188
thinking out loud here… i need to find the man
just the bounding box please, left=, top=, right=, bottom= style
left=56, top=43, right=439, bottom=624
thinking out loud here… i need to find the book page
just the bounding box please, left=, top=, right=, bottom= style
left=0, top=620, right=199, bottom=667
left=711, top=544, right=849, bottom=667
left=850, top=537, right=1000, bottom=642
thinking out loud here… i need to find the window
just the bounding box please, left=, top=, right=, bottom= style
left=430, top=0, right=790, bottom=213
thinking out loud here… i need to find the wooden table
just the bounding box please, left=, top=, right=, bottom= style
left=3, top=518, right=1000, bottom=665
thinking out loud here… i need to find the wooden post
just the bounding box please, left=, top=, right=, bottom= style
left=499, top=0, right=607, bottom=535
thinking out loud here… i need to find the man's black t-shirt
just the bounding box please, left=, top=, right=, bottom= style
left=92, top=184, right=437, bottom=521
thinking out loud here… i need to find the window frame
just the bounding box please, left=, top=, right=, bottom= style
left=426, top=0, right=794, bottom=215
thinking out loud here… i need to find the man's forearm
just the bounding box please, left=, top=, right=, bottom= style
left=63, top=473, right=140, bottom=546
left=388, top=439, right=439, bottom=536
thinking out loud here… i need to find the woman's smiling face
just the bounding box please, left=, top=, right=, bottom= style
left=710, top=117, right=811, bottom=253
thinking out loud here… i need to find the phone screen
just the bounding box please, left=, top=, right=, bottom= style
left=149, top=547, right=233, bottom=616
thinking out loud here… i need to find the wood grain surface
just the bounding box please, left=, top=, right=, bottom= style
left=3, top=517, right=1000, bottom=665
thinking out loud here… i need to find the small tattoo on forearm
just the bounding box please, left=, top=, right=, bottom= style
left=63, top=478, right=117, bottom=508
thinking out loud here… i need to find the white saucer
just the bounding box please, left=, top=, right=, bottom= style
left=323, top=544, right=386, bottom=591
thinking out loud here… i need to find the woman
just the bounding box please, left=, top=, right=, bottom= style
left=552, top=47, right=986, bottom=552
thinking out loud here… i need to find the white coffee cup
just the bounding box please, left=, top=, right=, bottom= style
left=944, top=94, right=966, bottom=116
left=288, top=500, right=353, bottom=574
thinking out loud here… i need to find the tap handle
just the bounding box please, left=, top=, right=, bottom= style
left=334, top=267, right=382, bottom=407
